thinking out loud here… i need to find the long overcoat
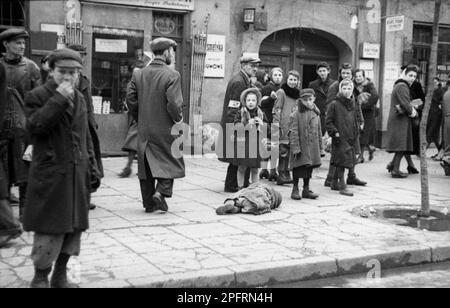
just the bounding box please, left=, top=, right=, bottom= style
left=309, top=77, right=335, bottom=132
left=127, top=58, right=185, bottom=180
left=23, top=79, right=97, bottom=234
left=442, top=88, right=450, bottom=150
left=273, top=85, right=299, bottom=145
left=217, top=70, right=252, bottom=163
left=354, top=79, right=379, bottom=146
left=326, top=95, right=362, bottom=169
left=385, top=80, right=416, bottom=153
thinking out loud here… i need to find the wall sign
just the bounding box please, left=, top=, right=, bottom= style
left=361, top=42, right=380, bottom=59
left=95, top=39, right=128, bottom=53
left=386, top=16, right=405, bottom=32
left=205, top=35, right=226, bottom=78
left=154, top=17, right=177, bottom=35
left=81, top=0, right=194, bottom=11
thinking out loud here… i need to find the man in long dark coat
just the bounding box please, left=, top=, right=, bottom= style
left=217, top=55, right=261, bottom=193
left=0, top=28, right=41, bottom=220
left=127, top=38, right=185, bottom=213
left=68, top=44, right=104, bottom=210
left=24, top=49, right=100, bottom=288
left=0, top=62, right=22, bottom=248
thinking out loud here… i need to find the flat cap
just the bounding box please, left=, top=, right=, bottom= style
left=240, top=54, right=262, bottom=64
left=0, top=28, right=29, bottom=42
left=299, top=88, right=315, bottom=98
left=67, top=44, right=87, bottom=55
left=316, top=62, right=330, bottom=70
left=150, top=38, right=177, bottom=53
left=48, top=48, right=83, bottom=69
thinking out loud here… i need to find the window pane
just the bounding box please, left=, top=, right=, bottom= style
left=439, top=28, right=450, bottom=43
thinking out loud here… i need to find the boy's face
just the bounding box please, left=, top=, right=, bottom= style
left=246, top=93, right=258, bottom=110
left=317, top=67, right=330, bottom=81
left=287, top=75, right=299, bottom=89
left=301, top=96, right=315, bottom=109
left=52, top=66, right=80, bottom=87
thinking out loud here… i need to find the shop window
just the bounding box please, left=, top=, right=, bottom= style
left=91, top=27, right=144, bottom=114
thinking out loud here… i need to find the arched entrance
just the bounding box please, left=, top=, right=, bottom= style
left=259, top=28, right=352, bottom=88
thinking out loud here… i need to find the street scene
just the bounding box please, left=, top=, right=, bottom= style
left=1, top=0, right=450, bottom=290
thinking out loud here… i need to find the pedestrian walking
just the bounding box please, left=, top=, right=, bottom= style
left=289, top=89, right=322, bottom=200
left=441, top=87, right=450, bottom=175
left=427, top=77, right=444, bottom=159
left=326, top=80, right=364, bottom=197
left=127, top=38, right=185, bottom=213
left=273, top=70, right=301, bottom=186
left=354, top=69, right=379, bottom=163
left=0, top=62, right=22, bottom=248
left=259, top=67, right=284, bottom=182
left=0, top=28, right=41, bottom=221
left=24, top=49, right=100, bottom=288
left=217, top=54, right=261, bottom=193
left=233, top=88, right=266, bottom=190
left=385, top=65, right=421, bottom=178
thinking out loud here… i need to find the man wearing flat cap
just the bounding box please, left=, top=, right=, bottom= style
left=0, top=28, right=41, bottom=221
left=68, top=44, right=104, bottom=211
left=23, top=48, right=100, bottom=288
left=127, top=37, right=185, bottom=214
left=217, top=53, right=261, bottom=193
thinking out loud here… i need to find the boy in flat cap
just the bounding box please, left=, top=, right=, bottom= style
left=24, top=48, right=100, bottom=288
left=0, top=28, right=41, bottom=221
left=217, top=54, right=261, bottom=193
left=127, top=37, right=185, bottom=213
left=289, top=89, right=322, bottom=200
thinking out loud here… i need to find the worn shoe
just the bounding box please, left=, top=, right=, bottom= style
left=324, top=176, right=333, bottom=187
left=30, top=267, right=52, bottom=289
left=259, top=169, right=270, bottom=180
left=347, top=177, right=367, bottom=186
left=339, top=186, right=354, bottom=197
left=118, top=167, right=132, bottom=178
left=407, top=166, right=420, bottom=175
left=268, top=169, right=279, bottom=182
left=51, top=254, right=79, bottom=288
left=291, top=186, right=302, bottom=200
left=391, top=171, right=408, bottom=179
left=152, top=192, right=169, bottom=212
left=302, top=189, right=319, bottom=200
left=368, top=147, right=376, bottom=161
left=285, top=172, right=293, bottom=184
left=216, top=203, right=241, bottom=215
left=330, top=180, right=340, bottom=191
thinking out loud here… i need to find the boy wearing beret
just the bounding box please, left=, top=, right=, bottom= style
left=24, top=49, right=100, bottom=288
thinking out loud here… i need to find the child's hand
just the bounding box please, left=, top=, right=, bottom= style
left=248, top=119, right=256, bottom=125
left=271, top=91, right=278, bottom=100
left=255, top=118, right=264, bottom=125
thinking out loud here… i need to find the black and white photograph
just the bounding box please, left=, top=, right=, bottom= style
left=1, top=0, right=450, bottom=292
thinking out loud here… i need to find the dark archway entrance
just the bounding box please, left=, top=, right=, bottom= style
left=259, top=28, right=347, bottom=88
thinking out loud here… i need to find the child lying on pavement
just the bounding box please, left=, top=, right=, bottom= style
left=216, top=182, right=282, bottom=215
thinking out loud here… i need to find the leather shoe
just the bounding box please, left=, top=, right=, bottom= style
left=347, top=177, right=367, bottom=186
left=391, top=171, right=408, bottom=179
left=152, top=192, right=169, bottom=212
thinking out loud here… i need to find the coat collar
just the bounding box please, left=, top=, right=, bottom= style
left=336, top=94, right=355, bottom=111
left=150, top=58, right=168, bottom=67
left=240, top=70, right=251, bottom=86
left=298, top=102, right=320, bottom=115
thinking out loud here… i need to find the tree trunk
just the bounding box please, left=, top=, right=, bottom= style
left=420, top=0, right=441, bottom=217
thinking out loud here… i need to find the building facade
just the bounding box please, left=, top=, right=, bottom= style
left=15, top=0, right=450, bottom=152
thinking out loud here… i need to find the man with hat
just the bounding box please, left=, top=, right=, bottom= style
left=217, top=54, right=261, bottom=193
left=23, top=48, right=100, bottom=288
left=68, top=44, right=104, bottom=211
left=0, top=28, right=41, bottom=221
left=127, top=37, right=185, bottom=213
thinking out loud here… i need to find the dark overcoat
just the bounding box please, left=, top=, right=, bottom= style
left=127, top=59, right=185, bottom=180
left=354, top=79, right=379, bottom=146
left=326, top=95, right=362, bottom=169
left=442, top=88, right=450, bottom=150
left=309, top=77, right=335, bottom=132
left=217, top=70, right=252, bottom=163
left=79, top=74, right=104, bottom=178
left=386, top=80, right=416, bottom=153
left=289, top=103, right=322, bottom=170
left=260, top=82, right=281, bottom=124
left=23, top=79, right=97, bottom=234
left=0, top=63, right=7, bottom=199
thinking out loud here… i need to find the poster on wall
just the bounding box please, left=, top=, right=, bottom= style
left=81, top=0, right=194, bottom=11
left=205, top=35, right=226, bottom=78
left=95, top=39, right=128, bottom=53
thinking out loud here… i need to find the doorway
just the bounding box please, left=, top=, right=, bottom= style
left=302, top=64, right=318, bottom=89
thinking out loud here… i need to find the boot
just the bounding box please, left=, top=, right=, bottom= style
left=277, top=172, right=290, bottom=186
left=284, top=171, right=293, bottom=184
left=302, top=188, right=319, bottom=200
left=339, top=183, right=354, bottom=197
left=330, top=179, right=340, bottom=191
left=347, top=175, right=367, bottom=186
left=152, top=192, right=169, bottom=212
left=30, top=267, right=52, bottom=289
left=259, top=169, right=269, bottom=180
left=50, top=254, right=79, bottom=288
left=268, top=169, right=278, bottom=182
left=291, top=186, right=302, bottom=200
left=324, top=176, right=332, bottom=188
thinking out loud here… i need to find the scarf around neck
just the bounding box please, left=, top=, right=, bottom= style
left=281, top=83, right=300, bottom=100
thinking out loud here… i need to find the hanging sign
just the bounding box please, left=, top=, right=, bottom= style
left=81, top=0, right=195, bottom=11
left=205, top=35, right=226, bottom=78
left=386, top=15, right=405, bottom=32
left=95, top=39, right=128, bottom=53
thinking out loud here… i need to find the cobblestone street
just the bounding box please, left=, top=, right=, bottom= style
left=1, top=151, right=450, bottom=288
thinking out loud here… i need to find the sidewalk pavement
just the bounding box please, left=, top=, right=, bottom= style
left=1, top=151, right=450, bottom=288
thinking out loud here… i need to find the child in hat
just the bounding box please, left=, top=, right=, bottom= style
left=289, top=89, right=323, bottom=200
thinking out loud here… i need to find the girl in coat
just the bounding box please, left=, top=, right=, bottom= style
left=385, top=65, right=420, bottom=178
left=326, top=80, right=363, bottom=197
left=289, top=89, right=322, bottom=200
left=273, top=70, right=301, bottom=186
left=234, top=88, right=266, bottom=190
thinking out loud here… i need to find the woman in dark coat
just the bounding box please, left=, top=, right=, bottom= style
left=259, top=67, right=284, bottom=181
left=427, top=77, right=443, bottom=157
left=354, top=69, right=379, bottom=163
left=326, top=80, right=362, bottom=197
left=385, top=65, right=420, bottom=178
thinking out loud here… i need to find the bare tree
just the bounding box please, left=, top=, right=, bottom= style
left=420, top=0, right=442, bottom=217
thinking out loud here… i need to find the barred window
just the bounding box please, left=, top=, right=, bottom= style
left=0, top=0, right=25, bottom=29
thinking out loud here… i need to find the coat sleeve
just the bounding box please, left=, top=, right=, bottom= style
left=289, top=113, right=301, bottom=154
left=356, top=99, right=364, bottom=127
left=27, top=59, right=42, bottom=89
left=395, top=84, right=414, bottom=116
left=84, top=106, right=101, bottom=190
left=271, top=90, right=285, bottom=142
left=166, top=72, right=184, bottom=124
left=361, top=83, right=380, bottom=111
left=326, top=102, right=339, bottom=137
left=126, top=71, right=140, bottom=122
left=326, top=83, right=339, bottom=106
left=25, top=90, right=72, bottom=136
left=260, top=85, right=275, bottom=109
